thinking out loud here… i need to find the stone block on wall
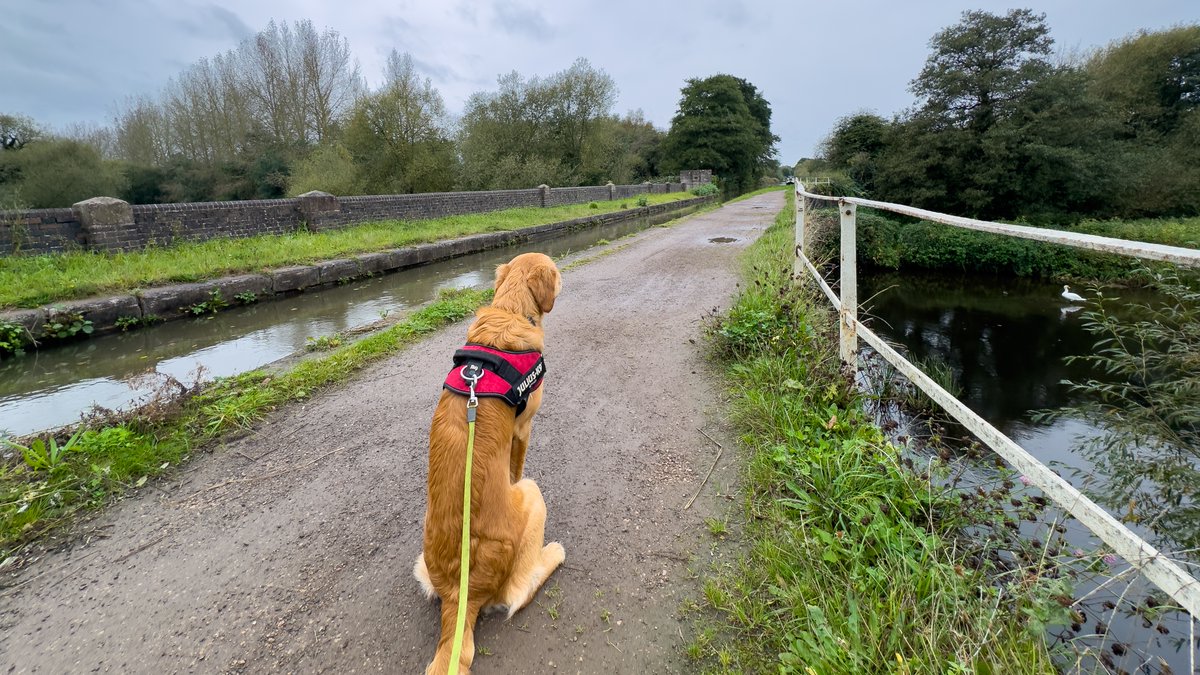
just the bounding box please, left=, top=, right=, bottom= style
left=355, top=251, right=394, bottom=275
left=296, top=191, right=340, bottom=230
left=0, top=308, right=46, bottom=339
left=317, top=258, right=362, bottom=285
left=271, top=266, right=320, bottom=293
left=138, top=281, right=220, bottom=318
left=213, top=274, right=273, bottom=303
left=49, top=295, right=141, bottom=334
left=73, top=197, right=134, bottom=252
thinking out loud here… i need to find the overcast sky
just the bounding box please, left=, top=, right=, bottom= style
left=2, top=1, right=1197, bottom=165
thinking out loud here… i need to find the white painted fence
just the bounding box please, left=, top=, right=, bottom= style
left=793, top=182, right=1200, bottom=618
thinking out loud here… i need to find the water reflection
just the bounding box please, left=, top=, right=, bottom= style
left=861, top=271, right=1197, bottom=673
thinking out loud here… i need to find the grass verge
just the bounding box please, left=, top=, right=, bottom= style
left=0, top=193, right=691, bottom=309
left=727, top=185, right=788, bottom=204
left=0, top=286, right=490, bottom=562
left=687, top=193, right=1058, bottom=672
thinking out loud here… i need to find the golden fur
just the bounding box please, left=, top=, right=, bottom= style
left=414, top=252, right=565, bottom=675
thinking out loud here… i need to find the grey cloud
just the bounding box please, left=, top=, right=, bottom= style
left=174, top=4, right=253, bottom=42
left=491, top=1, right=551, bottom=39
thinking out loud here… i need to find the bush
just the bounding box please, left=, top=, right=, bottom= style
left=0, top=139, right=127, bottom=208
left=690, top=182, right=719, bottom=197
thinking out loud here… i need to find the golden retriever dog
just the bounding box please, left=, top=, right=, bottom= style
left=414, top=252, right=565, bottom=675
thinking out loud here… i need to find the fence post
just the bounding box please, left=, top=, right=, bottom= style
left=839, top=200, right=857, bottom=369
left=793, top=183, right=805, bottom=283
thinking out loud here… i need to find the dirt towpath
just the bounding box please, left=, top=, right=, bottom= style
left=0, top=192, right=781, bottom=674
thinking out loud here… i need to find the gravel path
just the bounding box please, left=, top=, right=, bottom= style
left=0, top=191, right=781, bottom=674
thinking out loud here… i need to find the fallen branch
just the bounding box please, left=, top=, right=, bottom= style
left=683, top=429, right=725, bottom=510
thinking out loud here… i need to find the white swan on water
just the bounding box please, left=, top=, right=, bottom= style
left=1061, top=285, right=1086, bottom=302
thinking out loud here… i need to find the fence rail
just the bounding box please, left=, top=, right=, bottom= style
left=793, top=182, right=1200, bottom=618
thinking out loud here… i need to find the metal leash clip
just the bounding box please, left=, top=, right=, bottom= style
left=460, top=363, right=483, bottom=421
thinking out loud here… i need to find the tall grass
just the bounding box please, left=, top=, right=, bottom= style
left=0, top=193, right=690, bottom=309
left=689, top=193, right=1057, bottom=673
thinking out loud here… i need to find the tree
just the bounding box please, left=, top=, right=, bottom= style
left=912, top=9, right=1054, bottom=134
left=661, top=74, right=777, bottom=195
left=336, top=51, right=456, bottom=194
left=577, top=110, right=665, bottom=185
left=1086, top=26, right=1200, bottom=216
left=820, top=112, right=887, bottom=192
left=459, top=59, right=618, bottom=189
left=870, top=10, right=1069, bottom=218
left=1088, top=25, right=1200, bottom=137
left=0, top=114, right=42, bottom=151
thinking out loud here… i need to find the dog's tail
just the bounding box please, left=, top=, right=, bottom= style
left=426, top=595, right=481, bottom=675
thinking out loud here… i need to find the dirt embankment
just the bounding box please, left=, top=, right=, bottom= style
left=0, top=192, right=781, bottom=674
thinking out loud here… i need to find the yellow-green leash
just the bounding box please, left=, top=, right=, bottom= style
left=448, top=366, right=481, bottom=675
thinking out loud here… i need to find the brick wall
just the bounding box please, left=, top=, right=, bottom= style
left=325, top=189, right=542, bottom=228
left=0, top=183, right=692, bottom=257
left=545, top=185, right=611, bottom=207
left=130, top=199, right=300, bottom=248
left=0, top=208, right=85, bottom=254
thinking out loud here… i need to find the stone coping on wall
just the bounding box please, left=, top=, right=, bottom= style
left=1, top=197, right=713, bottom=346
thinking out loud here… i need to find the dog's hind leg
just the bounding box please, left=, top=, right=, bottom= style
left=426, top=595, right=484, bottom=675
left=496, top=479, right=565, bottom=619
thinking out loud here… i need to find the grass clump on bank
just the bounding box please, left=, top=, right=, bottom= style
left=0, top=287, right=489, bottom=560
left=0, top=193, right=690, bottom=309
left=689, top=194, right=1057, bottom=673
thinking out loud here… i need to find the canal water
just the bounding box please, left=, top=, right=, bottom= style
left=0, top=214, right=665, bottom=437
left=861, top=271, right=1197, bottom=673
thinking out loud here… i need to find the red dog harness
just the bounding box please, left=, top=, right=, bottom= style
left=443, top=344, right=546, bottom=416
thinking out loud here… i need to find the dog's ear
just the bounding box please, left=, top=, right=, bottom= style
left=494, top=263, right=511, bottom=291
left=528, top=264, right=560, bottom=314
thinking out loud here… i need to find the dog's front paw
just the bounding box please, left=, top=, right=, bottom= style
left=544, top=541, right=565, bottom=566
left=412, top=552, right=436, bottom=601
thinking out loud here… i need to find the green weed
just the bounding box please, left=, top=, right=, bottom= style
left=0, top=319, right=28, bottom=357
left=41, top=308, right=93, bottom=340
left=187, top=289, right=228, bottom=315
left=305, top=335, right=343, bottom=352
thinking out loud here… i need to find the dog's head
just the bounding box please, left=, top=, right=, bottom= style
left=494, top=253, right=561, bottom=316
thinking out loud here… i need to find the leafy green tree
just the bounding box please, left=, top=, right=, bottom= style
left=1087, top=26, right=1200, bottom=216
left=661, top=74, right=778, bottom=195
left=869, top=9, right=1092, bottom=219
left=913, top=9, right=1053, bottom=134
left=0, top=114, right=42, bottom=151
left=820, top=112, right=887, bottom=192
left=287, top=143, right=359, bottom=196
left=459, top=59, right=617, bottom=189
left=1089, top=25, right=1200, bottom=137
left=336, top=51, right=456, bottom=194
left=577, top=110, right=665, bottom=185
